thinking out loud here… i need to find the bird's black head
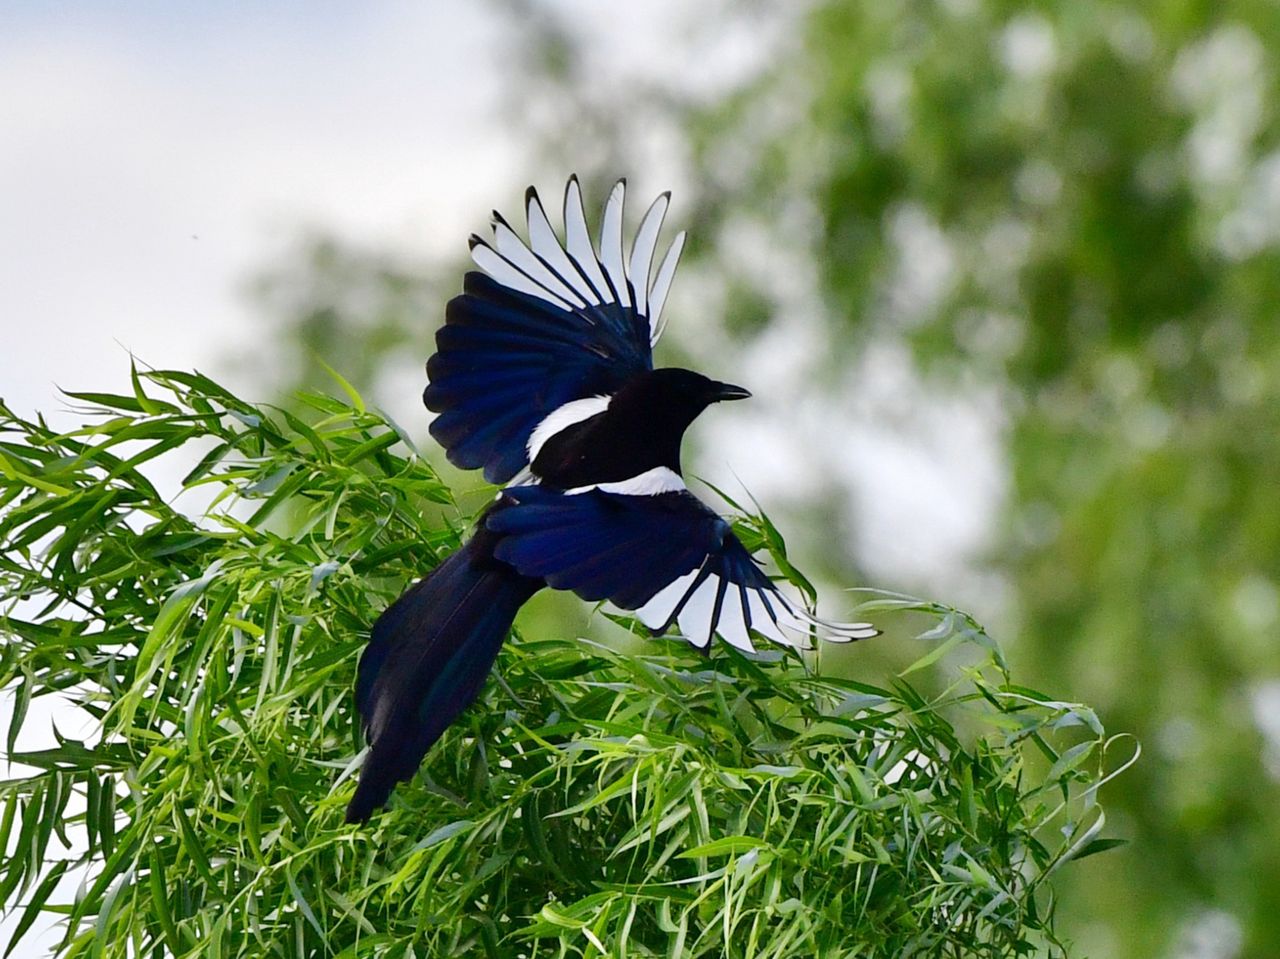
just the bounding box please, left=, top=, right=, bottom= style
left=635, top=368, right=753, bottom=420
left=601, top=367, right=751, bottom=473
left=607, top=368, right=752, bottom=441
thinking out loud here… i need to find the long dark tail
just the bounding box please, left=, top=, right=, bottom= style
left=346, top=527, right=541, bottom=823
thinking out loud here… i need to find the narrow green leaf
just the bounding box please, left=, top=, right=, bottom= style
left=315, top=358, right=365, bottom=413
left=410, top=819, right=474, bottom=852
left=1067, top=837, right=1128, bottom=862
left=1047, top=740, right=1097, bottom=784
left=898, top=631, right=968, bottom=676
left=89, top=868, right=133, bottom=959
left=285, top=869, right=326, bottom=940
left=6, top=672, right=31, bottom=754
left=4, top=860, right=69, bottom=958
left=678, top=836, right=771, bottom=859
left=146, top=850, right=185, bottom=954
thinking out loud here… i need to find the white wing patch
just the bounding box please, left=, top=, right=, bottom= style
left=469, top=177, right=684, bottom=346
left=636, top=566, right=879, bottom=653
left=563, top=466, right=686, bottom=497
left=563, top=177, right=612, bottom=301
left=676, top=576, right=720, bottom=650
left=647, top=231, right=684, bottom=346
left=469, top=240, right=575, bottom=310
left=491, top=215, right=585, bottom=308
left=527, top=395, right=611, bottom=461
left=599, top=180, right=632, bottom=309
left=636, top=570, right=700, bottom=631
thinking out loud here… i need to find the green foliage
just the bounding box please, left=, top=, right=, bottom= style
left=0, top=371, right=1125, bottom=956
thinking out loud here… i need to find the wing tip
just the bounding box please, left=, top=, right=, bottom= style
left=607, top=177, right=628, bottom=206
left=833, top=624, right=881, bottom=642
left=564, top=174, right=583, bottom=207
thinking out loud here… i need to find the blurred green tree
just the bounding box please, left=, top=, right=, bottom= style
left=769, top=7, right=1280, bottom=957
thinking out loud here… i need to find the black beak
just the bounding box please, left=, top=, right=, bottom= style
left=709, top=381, right=752, bottom=402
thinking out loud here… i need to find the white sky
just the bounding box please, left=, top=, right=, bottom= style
left=0, top=2, right=515, bottom=418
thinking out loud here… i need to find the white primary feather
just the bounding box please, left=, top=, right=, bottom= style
left=715, top=586, right=756, bottom=652
left=637, top=569, right=700, bottom=631
left=745, top=590, right=807, bottom=649
left=791, top=598, right=879, bottom=641
left=470, top=240, right=574, bottom=310
left=525, top=190, right=601, bottom=305
left=599, top=180, right=632, bottom=309
left=637, top=565, right=875, bottom=651
left=766, top=590, right=879, bottom=644
left=474, top=178, right=683, bottom=339
left=628, top=192, right=670, bottom=318
left=490, top=218, right=585, bottom=308
left=676, top=575, right=720, bottom=650
left=563, top=177, right=612, bottom=301
left=526, top=395, right=611, bottom=461
left=647, top=231, right=685, bottom=345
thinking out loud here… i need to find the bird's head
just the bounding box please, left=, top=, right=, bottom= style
left=633, top=367, right=751, bottom=426
left=604, top=368, right=751, bottom=455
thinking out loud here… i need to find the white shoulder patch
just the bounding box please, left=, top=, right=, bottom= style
left=564, top=466, right=686, bottom=497
left=527, top=395, right=611, bottom=461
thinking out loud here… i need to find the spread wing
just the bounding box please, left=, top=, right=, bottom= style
left=486, top=486, right=879, bottom=652
left=424, top=177, right=686, bottom=483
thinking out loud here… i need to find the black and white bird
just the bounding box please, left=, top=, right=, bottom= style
left=345, top=177, right=877, bottom=823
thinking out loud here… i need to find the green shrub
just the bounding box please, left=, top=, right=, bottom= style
left=0, top=369, right=1131, bottom=957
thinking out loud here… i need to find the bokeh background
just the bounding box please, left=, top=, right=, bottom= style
left=3, top=2, right=1278, bottom=956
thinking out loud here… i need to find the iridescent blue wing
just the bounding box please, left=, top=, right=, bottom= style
left=424, top=178, right=686, bottom=483
left=487, top=486, right=879, bottom=652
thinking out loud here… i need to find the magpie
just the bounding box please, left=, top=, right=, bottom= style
left=345, top=177, right=877, bottom=823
